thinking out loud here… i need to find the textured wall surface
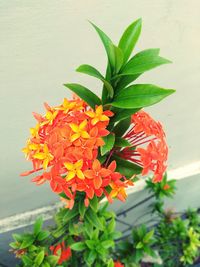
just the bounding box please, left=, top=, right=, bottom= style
left=0, top=0, right=200, bottom=218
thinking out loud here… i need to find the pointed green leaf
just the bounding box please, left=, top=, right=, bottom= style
left=34, top=217, right=43, bottom=236
left=119, top=18, right=142, bottom=63
left=101, top=240, right=114, bottom=249
left=37, top=231, right=50, bottom=241
left=64, top=83, right=101, bottom=109
left=20, top=235, right=34, bottom=249
left=111, top=84, right=175, bottom=109
left=85, top=208, right=103, bottom=230
left=34, top=250, right=45, bottom=266
left=89, top=21, right=115, bottom=69
left=79, top=200, right=86, bottom=218
left=120, top=48, right=171, bottom=76
left=113, top=117, right=131, bottom=136
left=112, top=155, right=142, bottom=178
left=63, top=205, right=79, bottom=223
left=76, top=64, right=114, bottom=97
left=90, top=195, right=99, bottom=212
left=113, top=45, right=124, bottom=73
left=115, top=73, right=141, bottom=93
left=22, top=255, right=33, bottom=266
left=71, top=242, right=86, bottom=251
left=115, top=137, right=131, bottom=147
left=46, top=255, right=59, bottom=267
left=111, top=107, right=140, bottom=123
left=100, top=133, right=115, bottom=155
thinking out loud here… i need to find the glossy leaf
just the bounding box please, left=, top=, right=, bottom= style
left=76, top=64, right=114, bottom=98
left=22, top=255, right=33, bottom=266
left=71, top=242, right=86, bottom=251
left=46, top=255, right=59, bottom=267
left=20, top=236, right=34, bottom=249
left=85, top=208, right=103, bottom=230
left=79, top=200, right=86, bottom=218
left=113, top=117, right=131, bottom=136
left=119, top=18, right=142, bottom=63
left=37, top=231, right=50, bottom=241
left=34, top=217, right=43, bottom=236
left=113, top=45, right=124, bottom=73
left=111, top=84, right=175, bottom=109
left=112, top=155, right=142, bottom=178
left=64, top=83, right=101, bottom=109
left=34, top=250, right=45, bottom=266
left=115, top=73, right=141, bottom=93
left=63, top=205, right=79, bottom=223
left=100, top=133, right=115, bottom=155
left=115, top=137, right=131, bottom=147
left=111, top=107, right=140, bottom=123
left=89, top=21, right=115, bottom=69
left=120, top=48, right=171, bottom=76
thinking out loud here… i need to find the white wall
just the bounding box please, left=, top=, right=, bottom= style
left=0, top=0, right=200, bottom=219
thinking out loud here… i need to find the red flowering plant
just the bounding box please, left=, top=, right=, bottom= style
left=10, top=18, right=175, bottom=267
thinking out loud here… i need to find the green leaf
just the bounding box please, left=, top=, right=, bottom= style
left=12, top=233, right=23, bottom=243
left=85, top=208, right=104, bottom=230
left=87, top=250, right=97, bottom=265
left=113, top=45, right=124, bottom=73
left=22, top=255, right=33, bottom=266
left=34, top=217, right=43, bottom=236
left=115, top=137, right=131, bottom=147
left=41, top=262, right=51, bottom=267
left=112, top=155, right=142, bottom=178
left=119, top=18, right=142, bottom=63
left=64, top=83, right=101, bottom=109
left=143, top=229, right=154, bottom=243
left=136, top=241, right=143, bottom=249
left=63, top=204, right=79, bottom=223
left=102, top=63, right=112, bottom=104
left=76, top=64, right=114, bottom=98
left=37, top=231, right=50, bottom=241
left=115, top=73, right=141, bottom=93
left=9, top=242, right=19, bottom=249
left=101, top=240, right=114, bottom=249
left=46, top=255, right=59, bottom=267
left=120, top=48, right=171, bottom=76
left=20, top=235, right=34, bottom=249
left=34, top=250, right=45, bottom=266
left=107, top=258, right=114, bottom=267
left=111, top=84, right=175, bottom=109
left=89, top=21, right=115, bottom=69
left=79, top=200, right=86, bottom=218
left=71, top=242, right=86, bottom=251
left=90, top=195, right=99, bottom=212
left=111, top=107, right=140, bottom=123
left=85, top=240, right=96, bottom=249
left=101, top=133, right=115, bottom=156
left=113, top=117, right=131, bottom=136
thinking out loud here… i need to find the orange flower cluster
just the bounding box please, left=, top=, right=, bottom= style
left=118, top=111, right=168, bottom=182
left=50, top=241, right=71, bottom=264
left=114, top=261, right=124, bottom=267
left=21, top=98, right=132, bottom=208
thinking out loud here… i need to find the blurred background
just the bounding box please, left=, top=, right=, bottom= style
left=0, top=0, right=200, bottom=220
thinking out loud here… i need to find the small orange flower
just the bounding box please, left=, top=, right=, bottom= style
left=50, top=241, right=71, bottom=264
left=86, top=105, right=113, bottom=125
left=33, top=144, right=54, bottom=169
left=84, top=159, right=111, bottom=189
left=64, top=159, right=84, bottom=181
left=69, top=120, right=90, bottom=142
left=114, top=261, right=124, bottom=267
left=117, top=111, right=168, bottom=183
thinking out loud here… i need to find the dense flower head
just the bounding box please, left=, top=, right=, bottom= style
left=117, top=111, right=168, bottom=182
left=21, top=97, right=132, bottom=207
left=50, top=241, right=71, bottom=264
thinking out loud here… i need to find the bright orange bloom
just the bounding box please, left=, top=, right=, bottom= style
left=50, top=241, right=71, bottom=264
left=114, top=261, right=124, bottom=267
left=86, top=105, right=113, bottom=125
left=22, top=98, right=129, bottom=207
left=117, top=111, right=168, bottom=183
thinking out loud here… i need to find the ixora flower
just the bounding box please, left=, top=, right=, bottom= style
left=116, top=111, right=168, bottom=182
left=21, top=98, right=132, bottom=208
left=50, top=241, right=71, bottom=264
left=114, top=261, right=124, bottom=267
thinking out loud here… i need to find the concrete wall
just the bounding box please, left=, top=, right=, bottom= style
left=0, top=0, right=200, bottom=219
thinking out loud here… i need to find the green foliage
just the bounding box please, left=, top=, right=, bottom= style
left=111, top=84, right=175, bottom=109
left=64, top=83, right=101, bottom=109
left=100, top=133, right=115, bottom=156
